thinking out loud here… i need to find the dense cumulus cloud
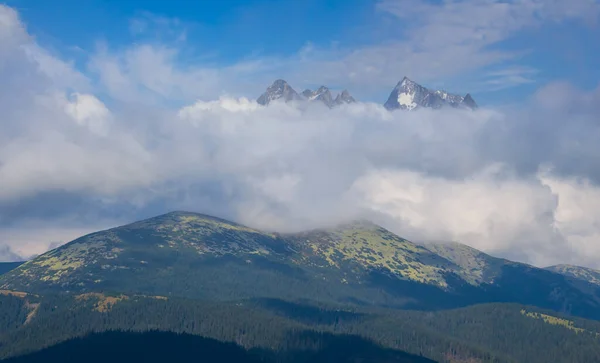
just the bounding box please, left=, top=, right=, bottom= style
left=1, top=4, right=600, bottom=269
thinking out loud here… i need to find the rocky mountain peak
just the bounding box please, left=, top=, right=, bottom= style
left=302, top=86, right=335, bottom=107
left=384, top=78, right=477, bottom=111
left=334, top=90, right=356, bottom=105
left=257, top=79, right=302, bottom=105
left=399, top=76, right=417, bottom=87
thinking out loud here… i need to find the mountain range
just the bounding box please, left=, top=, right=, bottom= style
left=256, top=77, right=476, bottom=110
left=257, top=80, right=356, bottom=108
left=2, top=211, right=600, bottom=362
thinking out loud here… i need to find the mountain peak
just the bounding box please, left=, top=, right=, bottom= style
left=257, top=79, right=302, bottom=105
left=399, top=76, right=416, bottom=87
left=334, top=89, right=356, bottom=105
left=385, top=78, right=477, bottom=111
left=462, top=93, right=478, bottom=109
left=301, top=86, right=335, bottom=107
left=271, top=79, right=288, bottom=87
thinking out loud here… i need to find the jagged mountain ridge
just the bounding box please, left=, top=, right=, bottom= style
left=301, top=86, right=334, bottom=108
left=258, top=80, right=355, bottom=107
left=1, top=211, right=599, bottom=320
left=384, top=77, right=477, bottom=111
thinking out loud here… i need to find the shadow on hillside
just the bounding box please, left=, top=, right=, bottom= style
left=2, top=330, right=437, bottom=363
left=250, top=297, right=365, bottom=325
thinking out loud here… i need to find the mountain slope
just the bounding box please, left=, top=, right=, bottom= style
left=546, top=264, right=600, bottom=287
left=0, top=212, right=300, bottom=299
left=384, top=77, right=477, bottom=111
left=2, top=291, right=600, bottom=363
left=2, top=212, right=600, bottom=320
left=287, top=221, right=457, bottom=287
left=424, top=242, right=510, bottom=285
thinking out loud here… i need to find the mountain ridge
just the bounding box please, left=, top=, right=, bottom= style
left=546, top=264, right=600, bottom=286
left=258, top=80, right=356, bottom=108
left=256, top=77, right=476, bottom=110
left=2, top=211, right=599, bottom=321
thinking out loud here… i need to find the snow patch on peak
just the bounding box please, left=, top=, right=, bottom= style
left=435, top=90, right=448, bottom=100
left=397, top=92, right=418, bottom=110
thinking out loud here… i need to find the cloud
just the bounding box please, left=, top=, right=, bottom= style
left=2, top=3, right=600, bottom=270
left=129, top=11, right=188, bottom=42
left=0, top=245, right=23, bottom=262
left=0, top=223, right=115, bottom=261
left=480, top=66, right=539, bottom=91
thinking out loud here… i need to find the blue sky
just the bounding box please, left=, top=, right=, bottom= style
left=9, top=0, right=375, bottom=56
left=6, top=0, right=600, bottom=105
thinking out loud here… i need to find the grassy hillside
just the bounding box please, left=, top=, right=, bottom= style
left=1, top=211, right=599, bottom=320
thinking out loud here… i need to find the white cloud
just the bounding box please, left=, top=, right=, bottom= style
left=352, top=166, right=563, bottom=266
left=2, top=4, right=600, bottom=271
left=64, top=93, right=112, bottom=135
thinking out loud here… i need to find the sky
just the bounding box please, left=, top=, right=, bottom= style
left=1, top=0, right=600, bottom=270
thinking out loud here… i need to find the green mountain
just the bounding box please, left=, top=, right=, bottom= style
left=1, top=211, right=600, bottom=320
left=423, top=242, right=510, bottom=285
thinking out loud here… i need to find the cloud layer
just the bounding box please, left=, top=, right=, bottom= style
left=1, top=4, right=600, bottom=269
